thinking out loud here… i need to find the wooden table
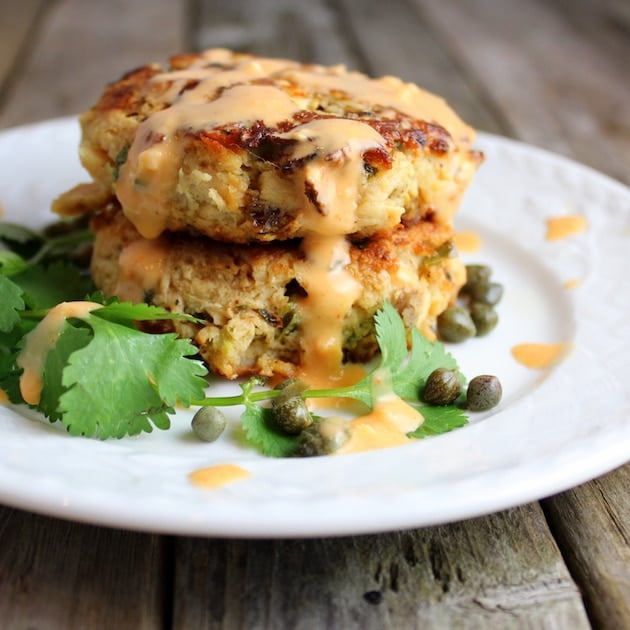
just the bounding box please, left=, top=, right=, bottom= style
left=0, top=1, right=628, bottom=627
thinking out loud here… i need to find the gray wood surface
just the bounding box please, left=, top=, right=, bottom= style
left=173, top=505, right=588, bottom=629
left=0, top=509, right=168, bottom=629
left=543, top=466, right=630, bottom=629
left=0, top=0, right=628, bottom=628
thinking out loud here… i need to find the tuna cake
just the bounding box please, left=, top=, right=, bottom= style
left=54, top=48, right=481, bottom=379
left=78, top=48, right=481, bottom=243
left=89, top=208, right=465, bottom=379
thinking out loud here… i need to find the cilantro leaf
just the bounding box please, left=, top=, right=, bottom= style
left=374, top=301, right=409, bottom=372
left=0, top=347, right=22, bottom=404
left=0, top=250, right=29, bottom=276
left=92, top=300, right=202, bottom=324
left=241, top=403, right=300, bottom=458
left=55, top=315, right=207, bottom=438
left=409, top=403, right=468, bottom=438
left=12, top=261, right=94, bottom=309
left=39, top=322, right=92, bottom=422
left=0, top=276, right=25, bottom=332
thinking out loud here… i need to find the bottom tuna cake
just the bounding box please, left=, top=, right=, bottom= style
left=90, top=209, right=465, bottom=379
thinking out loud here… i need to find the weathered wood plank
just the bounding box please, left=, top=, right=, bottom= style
left=172, top=504, right=589, bottom=629
left=543, top=465, right=630, bottom=630
left=0, top=0, right=47, bottom=97
left=0, top=0, right=186, bottom=128
left=189, top=0, right=360, bottom=68
left=413, top=0, right=630, bottom=184
left=0, top=508, right=167, bottom=629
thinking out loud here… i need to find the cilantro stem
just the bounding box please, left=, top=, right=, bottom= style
left=191, top=389, right=284, bottom=408
left=191, top=381, right=367, bottom=409
left=302, top=384, right=364, bottom=399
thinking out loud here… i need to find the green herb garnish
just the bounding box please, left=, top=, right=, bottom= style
left=1, top=220, right=468, bottom=451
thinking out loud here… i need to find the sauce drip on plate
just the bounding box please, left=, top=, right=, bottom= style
left=453, top=230, right=482, bottom=253
left=511, top=342, right=570, bottom=369
left=545, top=215, right=587, bottom=240
left=188, top=463, right=251, bottom=489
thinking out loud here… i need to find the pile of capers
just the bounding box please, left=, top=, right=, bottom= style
left=422, top=368, right=502, bottom=411
left=437, top=264, right=503, bottom=342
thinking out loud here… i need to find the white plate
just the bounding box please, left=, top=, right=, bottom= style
left=0, top=117, right=628, bottom=538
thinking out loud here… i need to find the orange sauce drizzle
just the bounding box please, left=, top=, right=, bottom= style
left=188, top=463, right=251, bottom=489
left=545, top=215, right=587, bottom=241
left=336, top=394, right=423, bottom=455
left=115, top=238, right=170, bottom=303
left=17, top=301, right=101, bottom=405
left=453, top=230, right=482, bottom=253
left=511, top=342, right=571, bottom=369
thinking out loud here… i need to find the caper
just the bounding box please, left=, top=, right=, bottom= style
left=191, top=406, right=226, bottom=442
left=274, top=377, right=309, bottom=403
left=466, top=280, right=504, bottom=306
left=470, top=303, right=499, bottom=336
left=271, top=395, right=313, bottom=434
left=466, top=375, right=502, bottom=411
left=422, top=367, right=463, bottom=406
left=464, top=264, right=492, bottom=289
left=296, top=418, right=351, bottom=457
left=437, top=306, right=476, bottom=342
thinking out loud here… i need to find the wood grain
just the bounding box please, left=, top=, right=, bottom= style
left=172, top=505, right=589, bottom=629
left=0, top=0, right=185, bottom=128
left=0, top=508, right=167, bottom=629
left=415, top=0, right=630, bottom=184
left=190, top=0, right=359, bottom=68
left=543, top=466, right=630, bottom=630
left=0, top=0, right=47, bottom=101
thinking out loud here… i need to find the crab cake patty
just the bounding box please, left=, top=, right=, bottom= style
left=90, top=209, right=465, bottom=379
left=78, top=48, right=481, bottom=243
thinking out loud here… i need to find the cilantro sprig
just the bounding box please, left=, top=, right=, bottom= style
left=1, top=218, right=468, bottom=450
left=192, top=302, right=468, bottom=456
left=1, top=218, right=208, bottom=438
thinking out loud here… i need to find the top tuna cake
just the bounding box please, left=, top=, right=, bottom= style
left=78, top=48, right=481, bottom=243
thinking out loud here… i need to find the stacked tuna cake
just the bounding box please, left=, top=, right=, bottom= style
left=54, top=49, right=482, bottom=379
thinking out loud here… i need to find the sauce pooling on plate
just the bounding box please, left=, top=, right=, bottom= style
left=545, top=215, right=587, bottom=240
left=511, top=342, right=571, bottom=369
left=453, top=230, right=482, bottom=253
left=188, top=463, right=251, bottom=489
left=336, top=393, right=424, bottom=454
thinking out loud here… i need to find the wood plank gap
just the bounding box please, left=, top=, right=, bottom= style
left=0, top=0, right=54, bottom=117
